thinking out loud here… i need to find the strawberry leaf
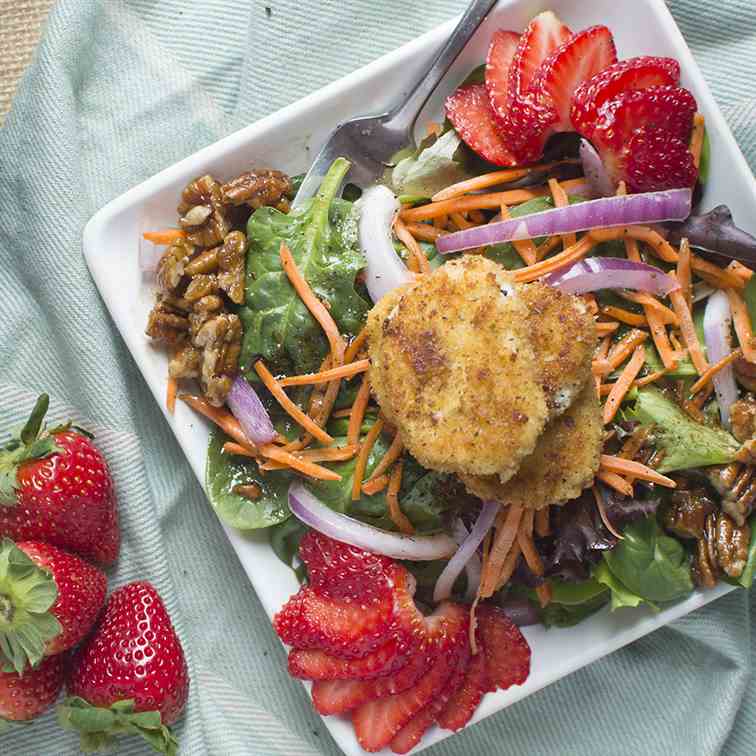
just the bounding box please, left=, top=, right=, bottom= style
left=19, top=394, right=49, bottom=445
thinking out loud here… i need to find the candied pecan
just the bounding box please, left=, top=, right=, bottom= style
left=156, top=238, right=195, bottom=293
left=178, top=175, right=230, bottom=248
left=706, top=463, right=756, bottom=526
left=168, top=344, right=202, bottom=379
left=730, top=395, right=756, bottom=443
left=217, top=231, right=246, bottom=304
left=221, top=169, right=292, bottom=212
left=693, top=537, right=718, bottom=588
left=663, top=486, right=716, bottom=540
left=184, top=274, right=219, bottom=302
left=193, top=294, right=224, bottom=313
left=145, top=300, right=190, bottom=345
left=185, top=247, right=219, bottom=276
left=714, top=512, right=751, bottom=578
left=193, top=313, right=242, bottom=406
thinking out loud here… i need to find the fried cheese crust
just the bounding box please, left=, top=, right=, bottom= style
left=461, top=380, right=603, bottom=509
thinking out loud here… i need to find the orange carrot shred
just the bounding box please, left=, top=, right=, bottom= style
left=395, top=215, right=431, bottom=274
left=166, top=376, right=178, bottom=414
left=179, top=394, right=257, bottom=453
left=535, top=235, right=561, bottom=262
left=619, top=291, right=679, bottom=326
left=480, top=505, right=523, bottom=598
left=362, top=474, right=390, bottom=496
left=279, top=359, right=370, bottom=387
left=727, top=289, right=756, bottom=363
left=386, top=461, right=414, bottom=534
left=366, top=433, right=404, bottom=482
left=534, top=507, right=550, bottom=537
left=599, top=305, right=647, bottom=327
left=668, top=275, right=709, bottom=375
left=259, top=444, right=341, bottom=481
left=450, top=212, right=474, bottom=230
left=678, top=237, right=693, bottom=310
left=548, top=178, right=577, bottom=249
left=690, top=113, right=706, bottom=170
left=517, top=510, right=543, bottom=576
left=599, top=454, right=677, bottom=488
left=223, top=441, right=258, bottom=459
left=351, top=418, right=385, bottom=501
left=514, top=235, right=598, bottom=283
left=596, top=469, right=634, bottom=497
left=254, top=361, right=334, bottom=445
left=727, top=260, right=754, bottom=283
left=596, top=321, right=621, bottom=336
left=593, top=485, right=624, bottom=539
left=499, top=203, right=537, bottom=265
left=347, top=373, right=372, bottom=447
left=603, top=345, right=646, bottom=424
left=404, top=222, right=446, bottom=242
left=431, top=167, right=534, bottom=201
left=606, top=330, right=648, bottom=371
left=344, top=327, right=369, bottom=365
left=143, top=229, right=186, bottom=245
left=689, top=348, right=743, bottom=395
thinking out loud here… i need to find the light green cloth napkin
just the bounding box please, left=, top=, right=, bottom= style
left=1, top=1, right=756, bottom=754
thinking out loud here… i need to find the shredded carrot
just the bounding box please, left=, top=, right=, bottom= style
left=727, top=289, right=756, bottom=363
left=596, top=321, right=621, bottom=336
left=404, top=222, right=445, bottom=242
left=619, top=291, right=679, bottom=326
left=351, top=418, right=385, bottom=501
left=599, top=454, right=677, bottom=488
left=394, top=216, right=431, bottom=274
left=433, top=214, right=449, bottom=230
left=347, top=373, right=372, bottom=447
left=294, top=446, right=358, bottom=462
left=689, top=348, right=743, bottom=395
left=344, top=327, right=369, bottom=365
left=583, top=294, right=599, bottom=315
left=362, top=474, right=389, bottom=496
left=678, top=238, right=693, bottom=310
left=596, top=335, right=612, bottom=360
left=469, top=210, right=487, bottom=225
left=400, top=179, right=586, bottom=222
left=590, top=226, right=678, bottom=262
left=690, top=113, right=706, bottom=170
left=450, top=212, right=474, bottom=230
left=279, top=359, right=370, bottom=387
left=331, top=408, right=353, bottom=419
left=223, top=441, right=258, bottom=459
left=259, top=444, right=341, bottom=481
left=143, top=229, right=186, bottom=245
left=605, top=330, right=649, bottom=372
left=635, top=368, right=671, bottom=388
left=535, top=235, right=561, bottom=262
left=667, top=276, right=709, bottom=375
left=179, top=394, right=257, bottom=453
left=480, top=505, right=524, bottom=597
left=386, top=461, right=414, bottom=534
left=534, top=507, right=550, bottom=537
left=693, top=381, right=715, bottom=409
left=548, top=178, right=577, bottom=249
left=593, top=485, right=624, bottom=539
left=280, top=243, right=346, bottom=364
left=596, top=469, right=634, bottom=497
left=166, top=376, right=178, bottom=414
left=494, top=540, right=522, bottom=593
left=254, top=361, right=333, bottom=445
left=517, top=511, right=543, bottom=576
left=514, top=235, right=597, bottom=283
left=727, top=260, right=754, bottom=282
left=599, top=305, right=647, bottom=327
left=499, top=203, right=537, bottom=265
left=603, top=345, right=646, bottom=424
left=431, top=167, right=533, bottom=201
left=366, top=433, right=404, bottom=482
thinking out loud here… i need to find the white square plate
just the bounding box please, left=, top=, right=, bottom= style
left=83, top=1, right=756, bottom=754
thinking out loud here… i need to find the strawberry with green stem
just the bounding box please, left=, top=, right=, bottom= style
left=59, top=581, right=189, bottom=755
left=0, top=538, right=107, bottom=674
left=0, top=394, right=119, bottom=565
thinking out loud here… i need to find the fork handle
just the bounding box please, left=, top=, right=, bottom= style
left=388, top=0, right=499, bottom=133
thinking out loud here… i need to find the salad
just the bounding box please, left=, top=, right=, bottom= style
left=141, top=10, right=756, bottom=754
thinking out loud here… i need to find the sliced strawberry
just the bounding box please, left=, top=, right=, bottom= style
left=273, top=585, right=394, bottom=658
left=493, top=12, right=572, bottom=163
left=351, top=603, right=469, bottom=752
left=571, top=56, right=681, bottom=137
left=436, top=649, right=490, bottom=732
left=477, top=605, right=531, bottom=690
left=311, top=651, right=431, bottom=716
left=531, top=26, right=617, bottom=129
left=288, top=634, right=413, bottom=681
left=590, top=84, right=698, bottom=192
left=625, top=125, right=697, bottom=193
left=484, top=29, right=521, bottom=131
left=389, top=643, right=471, bottom=754
left=445, top=85, right=517, bottom=166
left=298, top=531, right=393, bottom=601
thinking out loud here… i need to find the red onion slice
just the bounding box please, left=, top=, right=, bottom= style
left=436, top=188, right=692, bottom=254
left=227, top=376, right=276, bottom=445
left=358, top=185, right=413, bottom=303
left=579, top=139, right=615, bottom=198
left=432, top=502, right=500, bottom=603
left=703, top=291, right=738, bottom=428
left=288, top=482, right=457, bottom=561
left=544, top=257, right=680, bottom=296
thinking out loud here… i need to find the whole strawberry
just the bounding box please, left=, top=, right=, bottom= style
left=0, top=394, right=119, bottom=565
left=59, top=582, right=188, bottom=755
left=0, top=653, right=66, bottom=724
left=0, top=538, right=107, bottom=674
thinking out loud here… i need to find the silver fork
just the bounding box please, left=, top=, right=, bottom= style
left=293, top=0, right=499, bottom=206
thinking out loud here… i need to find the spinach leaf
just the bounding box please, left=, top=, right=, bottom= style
left=743, top=274, right=756, bottom=327
left=269, top=517, right=308, bottom=572
left=541, top=591, right=609, bottom=627
left=205, top=428, right=292, bottom=529
left=628, top=387, right=740, bottom=472
left=737, top=512, right=756, bottom=588
left=239, top=158, right=369, bottom=376
left=593, top=561, right=649, bottom=611
left=603, top=516, right=693, bottom=603
left=550, top=576, right=608, bottom=605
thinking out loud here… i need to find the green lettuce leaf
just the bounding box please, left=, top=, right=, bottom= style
left=239, top=158, right=369, bottom=376
left=205, top=428, right=292, bottom=529
left=738, top=512, right=756, bottom=588
left=603, top=516, right=693, bottom=604
left=540, top=577, right=609, bottom=627
left=593, top=561, right=650, bottom=611
left=627, top=387, right=740, bottom=472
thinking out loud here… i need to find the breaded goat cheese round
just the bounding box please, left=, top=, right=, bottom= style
left=519, top=282, right=596, bottom=418
left=367, top=256, right=548, bottom=478
left=461, top=381, right=603, bottom=509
